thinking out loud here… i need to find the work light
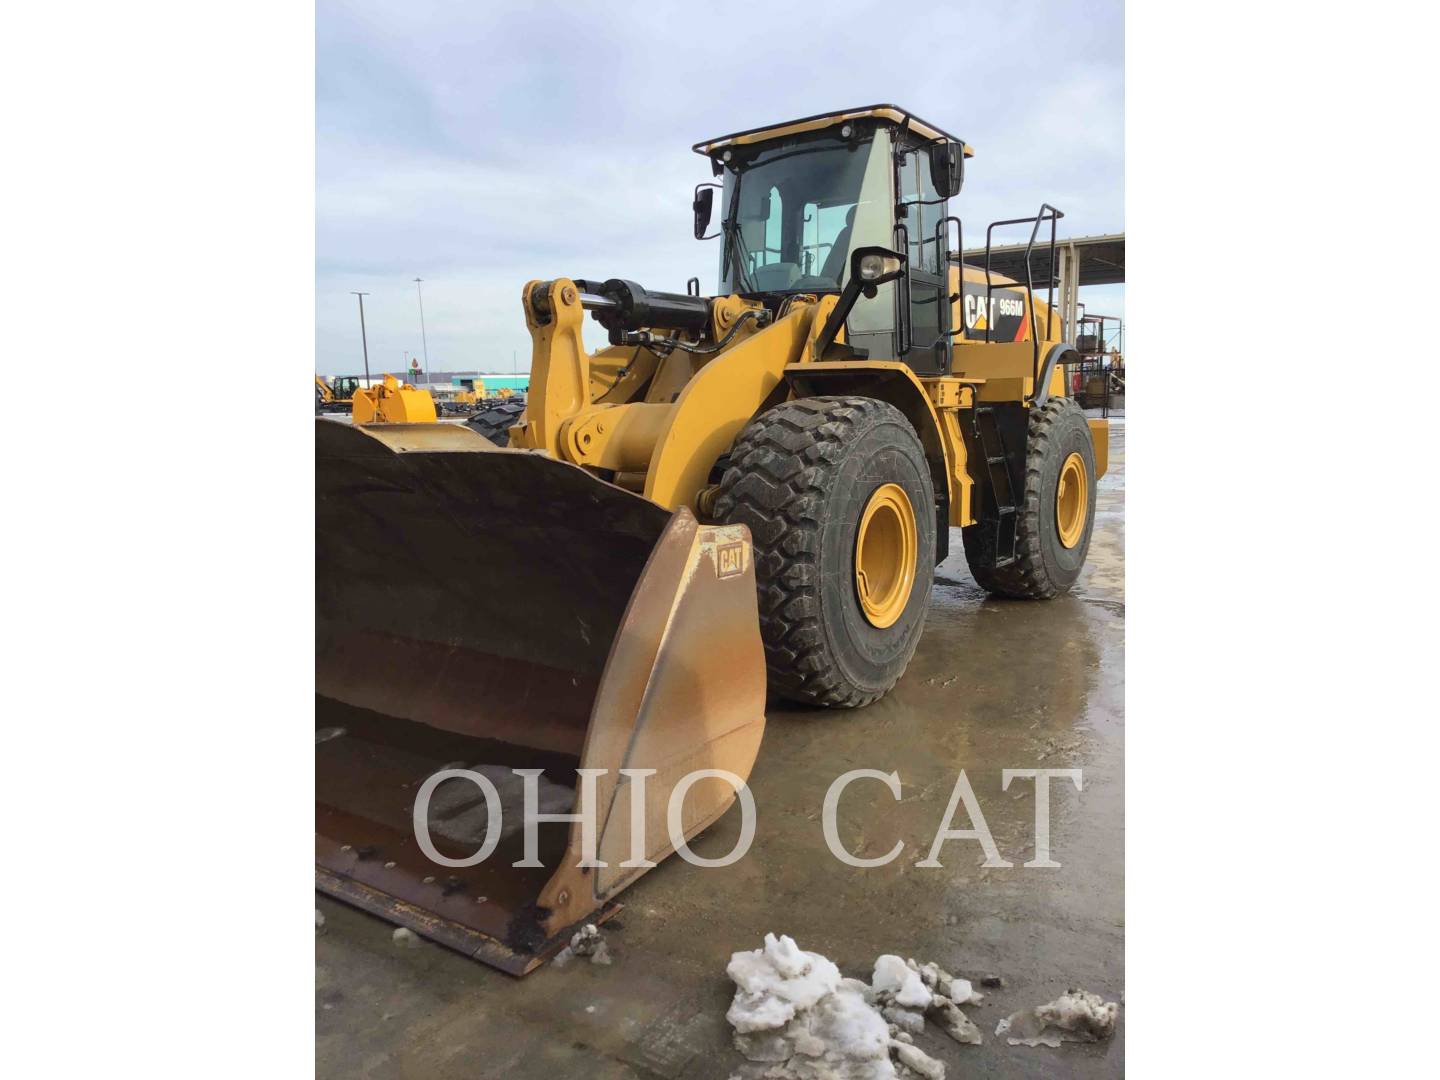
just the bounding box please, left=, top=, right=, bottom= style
left=858, top=252, right=903, bottom=282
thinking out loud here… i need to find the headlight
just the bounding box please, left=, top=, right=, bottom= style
left=858, top=253, right=901, bottom=282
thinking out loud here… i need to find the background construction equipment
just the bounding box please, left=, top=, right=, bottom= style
left=349, top=373, right=437, bottom=424
left=316, top=374, right=363, bottom=414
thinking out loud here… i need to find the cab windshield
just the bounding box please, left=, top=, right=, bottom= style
left=718, top=129, right=893, bottom=295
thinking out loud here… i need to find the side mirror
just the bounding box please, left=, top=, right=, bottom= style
left=929, top=141, right=965, bottom=199
left=693, top=185, right=717, bottom=240
left=812, top=246, right=908, bottom=359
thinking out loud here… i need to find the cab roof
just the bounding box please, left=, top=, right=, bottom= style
left=693, top=104, right=974, bottom=159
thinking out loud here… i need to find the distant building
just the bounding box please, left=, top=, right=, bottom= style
left=472, top=374, right=530, bottom=392
left=410, top=369, right=479, bottom=387
left=412, top=370, right=530, bottom=393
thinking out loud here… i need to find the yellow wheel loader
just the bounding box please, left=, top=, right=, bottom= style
left=316, top=104, right=1108, bottom=973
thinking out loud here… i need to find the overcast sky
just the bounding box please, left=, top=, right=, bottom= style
left=317, top=1, right=1124, bottom=376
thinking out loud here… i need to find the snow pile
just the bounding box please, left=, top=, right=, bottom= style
left=995, top=987, right=1119, bottom=1048
left=726, top=933, right=891, bottom=1076
left=724, top=936, right=1119, bottom=1073
left=870, top=956, right=932, bottom=1009
left=553, top=923, right=612, bottom=968
left=724, top=935, right=956, bottom=1079
left=928, top=998, right=982, bottom=1047
left=889, top=1042, right=944, bottom=1080
left=912, top=959, right=984, bottom=1007
left=869, top=956, right=983, bottom=1049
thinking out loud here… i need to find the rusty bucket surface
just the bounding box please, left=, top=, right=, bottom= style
left=315, top=419, right=766, bottom=974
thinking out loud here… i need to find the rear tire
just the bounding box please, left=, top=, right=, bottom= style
left=467, top=400, right=526, bottom=446
left=714, top=396, right=935, bottom=709
left=962, top=396, right=1097, bottom=598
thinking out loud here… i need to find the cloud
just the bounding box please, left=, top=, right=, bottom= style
left=316, top=0, right=1124, bottom=374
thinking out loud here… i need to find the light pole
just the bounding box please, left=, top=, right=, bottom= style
left=351, top=291, right=371, bottom=387
left=414, top=277, right=430, bottom=376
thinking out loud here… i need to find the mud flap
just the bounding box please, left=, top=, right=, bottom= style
left=315, top=420, right=766, bottom=974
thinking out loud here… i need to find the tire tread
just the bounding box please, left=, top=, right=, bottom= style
left=964, top=396, right=1088, bottom=599
left=715, top=396, right=922, bottom=708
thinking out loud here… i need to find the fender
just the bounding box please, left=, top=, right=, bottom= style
left=1034, top=342, right=1108, bottom=479
left=1033, top=342, right=1080, bottom=406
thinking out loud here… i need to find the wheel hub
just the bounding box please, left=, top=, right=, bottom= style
left=1056, top=452, right=1088, bottom=549
left=854, top=483, right=917, bottom=629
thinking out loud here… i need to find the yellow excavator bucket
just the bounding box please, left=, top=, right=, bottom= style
left=351, top=374, right=437, bottom=424
left=315, top=419, right=766, bottom=974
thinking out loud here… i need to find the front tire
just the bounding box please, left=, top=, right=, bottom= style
left=714, top=396, right=935, bottom=708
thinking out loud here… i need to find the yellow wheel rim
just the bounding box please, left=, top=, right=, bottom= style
left=1056, top=452, right=1088, bottom=549
left=854, top=483, right=918, bottom=629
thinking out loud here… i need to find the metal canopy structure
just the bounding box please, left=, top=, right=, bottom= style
left=961, top=232, right=1125, bottom=288
left=961, top=232, right=1123, bottom=342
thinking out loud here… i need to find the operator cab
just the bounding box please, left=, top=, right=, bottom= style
left=693, top=105, right=970, bottom=374
left=332, top=375, right=363, bottom=398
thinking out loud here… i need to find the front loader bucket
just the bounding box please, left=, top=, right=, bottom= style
left=315, top=419, right=766, bottom=974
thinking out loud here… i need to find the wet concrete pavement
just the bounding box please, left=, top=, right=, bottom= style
left=317, top=422, right=1125, bottom=1078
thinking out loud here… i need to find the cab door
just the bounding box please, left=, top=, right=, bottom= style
left=896, top=144, right=950, bottom=374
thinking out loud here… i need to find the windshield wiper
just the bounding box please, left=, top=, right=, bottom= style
left=719, top=170, right=758, bottom=294
left=724, top=221, right=758, bottom=294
